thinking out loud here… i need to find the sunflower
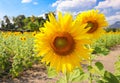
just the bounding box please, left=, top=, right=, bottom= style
left=32, top=31, right=37, bottom=36
left=75, top=9, right=108, bottom=38
left=34, top=12, right=92, bottom=72
left=20, top=36, right=26, bottom=41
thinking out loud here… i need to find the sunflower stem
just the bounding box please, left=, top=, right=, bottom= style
left=65, top=71, right=68, bottom=83
left=89, top=54, right=93, bottom=83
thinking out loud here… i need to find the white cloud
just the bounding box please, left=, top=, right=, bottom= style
left=95, top=0, right=120, bottom=9
left=21, top=0, right=32, bottom=3
left=99, top=8, right=116, bottom=16
left=95, top=0, right=120, bottom=24
left=52, top=0, right=120, bottom=24
left=116, top=12, right=120, bottom=15
left=52, top=0, right=62, bottom=7
left=38, top=14, right=46, bottom=19
left=52, top=0, right=96, bottom=13
left=33, top=2, right=38, bottom=5
left=107, top=14, right=120, bottom=24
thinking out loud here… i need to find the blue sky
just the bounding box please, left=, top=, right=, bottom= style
left=0, top=0, right=56, bottom=17
left=0, top=0, right=120, bottom=24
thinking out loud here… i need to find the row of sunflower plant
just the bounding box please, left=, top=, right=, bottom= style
left=92, top=31, right=120, bottom=55
left=34, top=9, right=120, bottom=83
left=0, top=31, right=38, bottom=77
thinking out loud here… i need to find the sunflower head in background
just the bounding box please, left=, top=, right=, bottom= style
left=75, top=9, right=108, bottom=38
left=34, top=12, right=92, bottom=73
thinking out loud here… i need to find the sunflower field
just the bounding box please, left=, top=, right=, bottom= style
left=0, top=31, right=38, bottom=77
left=0, top=9, right=120, bottom=83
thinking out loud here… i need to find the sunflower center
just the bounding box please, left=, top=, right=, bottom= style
left=55, top=38, right=67, bottom=48
left=51, top=32, right=75, bottom=55
left=86, top=21, right=98, bottom=33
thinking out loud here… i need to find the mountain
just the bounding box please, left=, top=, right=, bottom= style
left=110, top=21, right=120, bottom=28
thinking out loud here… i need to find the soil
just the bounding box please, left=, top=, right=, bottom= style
left=0, top=45, right=120, bottom=83
left=95, top=45, right=120, bottom=73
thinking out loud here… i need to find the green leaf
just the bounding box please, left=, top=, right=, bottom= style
left=87, top=65, right=93, bottom=71
left=101, top=48, right=110, bottom=55
left=99, top=71, right=119, bottom=83
left=68, top=68, right=88, bottom=82
left=72, top=73, right=89, bottom=82
left=115, top=61, right=120, bottom=76
left=93, top=46, right=110, bottom=55
left=95, top=62, right=104, bottom=71
left=116, top=75, right=120, bottom=81
left=56, top=77, right=66, bottom=83
left=47, top=67, right=58, bottom=78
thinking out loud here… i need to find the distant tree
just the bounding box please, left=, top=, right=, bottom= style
left=4, top=15, right=10, bottom=24
left=2, top=15, right=15, bottom=30
left=0, top=11, right=56, bottom=31
left=1, top=21, right=5, bottom=29
left=13, top=15, right=25, bottom=30
left=30, top=15, right=36, bottom=22
left=23, top=15, right=46, bottom=31
left=37, top=17, right=45, bottom=27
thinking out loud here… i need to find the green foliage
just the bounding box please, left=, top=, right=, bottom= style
left=105, top=28, right=120, bottom=32
left=114, top=55, right=120, bottom=82
left=88, top=61, right=105, bottom=82
left=47, top=67, right=58, bottom=78
left=23, top=15, right=45, bottom=31
left=95, top=62, right=104, bottom=70
left=68, top=68, right=88, bottom=82
left=48, top=67, right=89, bottom=83
left=0, top=31, right=38, bottom=77
left=56, top=76, right=67, bottom=83
left=92, top=33, right=120, bottom=55
left=0, top=43, right=12, bottom=76
left=54, top=57, right=120, bottom=83
left=0, top=12, right=55, bottom=31
left=98, top=71, right=119, bottom=83
left=93, top=46, right=110, bottom=55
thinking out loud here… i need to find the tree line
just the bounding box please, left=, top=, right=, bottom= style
left=0, top=12, right=55, bottom=32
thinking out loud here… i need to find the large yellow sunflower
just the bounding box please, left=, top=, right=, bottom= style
left=34, top=12, right=91, bottom=72
left=75, top=9, right=108, bottom=38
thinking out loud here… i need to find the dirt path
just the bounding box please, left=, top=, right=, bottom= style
left=95, top=45, right=120, bottom=73
left=0, top=45, right=120, bottom=83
